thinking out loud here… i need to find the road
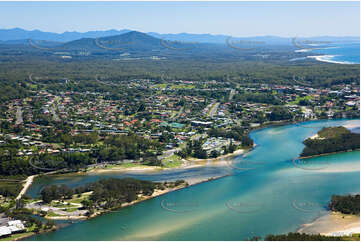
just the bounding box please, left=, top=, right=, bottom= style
left=26, top=201, right=87, bottom=216
left=158, top=148, right=182, bottom=160
left=171, top=107, right=184, bottom=120
left=208, top=102, right=220, bottom=117
left=229, top=89, right=236, bottom=100
left=51, top=106, right=60, bottom=122
left=15, top=106, right=23, bottom=125
left=16, top=175, right=35, bottom=200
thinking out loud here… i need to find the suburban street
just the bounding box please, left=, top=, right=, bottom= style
left=208, top=102, right=220, bottom=117
left=15, top=106, right=23, bottom=125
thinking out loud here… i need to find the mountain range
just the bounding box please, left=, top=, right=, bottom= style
left=0, top=28, right=359, bottom=45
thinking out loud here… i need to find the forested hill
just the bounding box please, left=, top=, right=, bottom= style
left=0, top=30, right=308, bottom=61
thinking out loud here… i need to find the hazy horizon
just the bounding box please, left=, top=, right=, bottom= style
left=0, top=1, right=359, bottom=38
left=1, top=26, right=360, bottom=38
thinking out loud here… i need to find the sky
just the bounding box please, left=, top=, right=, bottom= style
left=0, top=1, right=359, bottom=37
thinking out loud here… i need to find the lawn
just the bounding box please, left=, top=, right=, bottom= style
left=51, top=201, right=78, bottom=208
left=171, top=84, right=195, bottom=89
left=154, top=83, right=168, bottom=89
left=65, top=207, right=78, bottom=212
left=0, top=181, right=22, bottom=198
left=288, top=95, right=313, bottom=105
left=45, top=211, right=63, bottom=217
left=162, top=154, right=183, bottom=168
left=67, top=192, right=92, bottom=204
left=0, top=232, right=35, bottom=241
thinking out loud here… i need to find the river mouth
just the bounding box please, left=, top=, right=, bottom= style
left=26, top=119, right=360, bottom=241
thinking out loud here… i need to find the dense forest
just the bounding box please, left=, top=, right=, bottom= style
left=0, top=57, right=359, bottom=90
left=0, top=79, right=29, bottom=102
left=300, top=127, right=360, bottom=157
left=0, top=181, right=22, bottom=197
left=328, top=194, right=360, bottom=215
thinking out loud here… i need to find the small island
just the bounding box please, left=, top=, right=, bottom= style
left=300, top=126, right=360, bottom=157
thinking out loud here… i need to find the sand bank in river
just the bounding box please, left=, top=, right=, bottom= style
left=297, top=212, right=360, bottom=236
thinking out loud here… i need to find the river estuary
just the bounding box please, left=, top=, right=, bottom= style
left=25, top=119, right=360, bottom=240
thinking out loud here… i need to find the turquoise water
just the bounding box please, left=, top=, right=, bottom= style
left=26, top=119, right=360, bottom=240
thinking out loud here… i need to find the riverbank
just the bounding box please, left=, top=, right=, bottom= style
left=297, top=211, right=360, bottom=236
left=86, top=148, right=245, bottom=174
left=26, top=118, right=357, bottom=181
left=298, top=148, right=360, bottom=160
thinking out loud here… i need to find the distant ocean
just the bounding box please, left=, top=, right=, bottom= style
left=293, top=42, right=360, bottom=64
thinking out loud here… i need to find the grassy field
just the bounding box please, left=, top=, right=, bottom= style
left=171, top=84, right=195, bottom=89
left=51, top=201, right=78, bottom=208
left=288, top=95, right=313, bottom=105
left=154, top=83, right=168, bottom=89
left=64, top=207, right=78, bottom=212
left=0, top=232, right=35, bottom=241
left=67, top=192, right=92, bottom=204
left=46, top=211, right=63, bottom=217
left=162, top=154, right=183, bottom=168
left=0, top=181, right=22, bottom=198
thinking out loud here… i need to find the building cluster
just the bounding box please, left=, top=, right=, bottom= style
left=0, top=220, right=25, bottom=238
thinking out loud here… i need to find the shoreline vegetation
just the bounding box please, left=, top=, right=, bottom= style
left=300, top=126, right=360, bottom=157
left=297, top=148, right=360, bottom=160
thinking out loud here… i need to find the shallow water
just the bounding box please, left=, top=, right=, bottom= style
left=26, top=119, right=360, bottom=240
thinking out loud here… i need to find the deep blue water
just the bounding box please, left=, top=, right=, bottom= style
left=309, top=42, right=360, bottom=64
left=291, top=42, right=360, bottom=64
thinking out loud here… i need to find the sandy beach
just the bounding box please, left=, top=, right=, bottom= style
left=343, top=122, right=361, bottom=130
left=309, top=133, right=319, bottom=139
left=298, top=212, right=360, bottom=236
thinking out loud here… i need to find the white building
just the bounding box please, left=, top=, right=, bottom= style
left=0, top=226, right=11, bottom=237
left=7, top=220, right=25, bottom=233
left=0, top=220, right=25, bottom=237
